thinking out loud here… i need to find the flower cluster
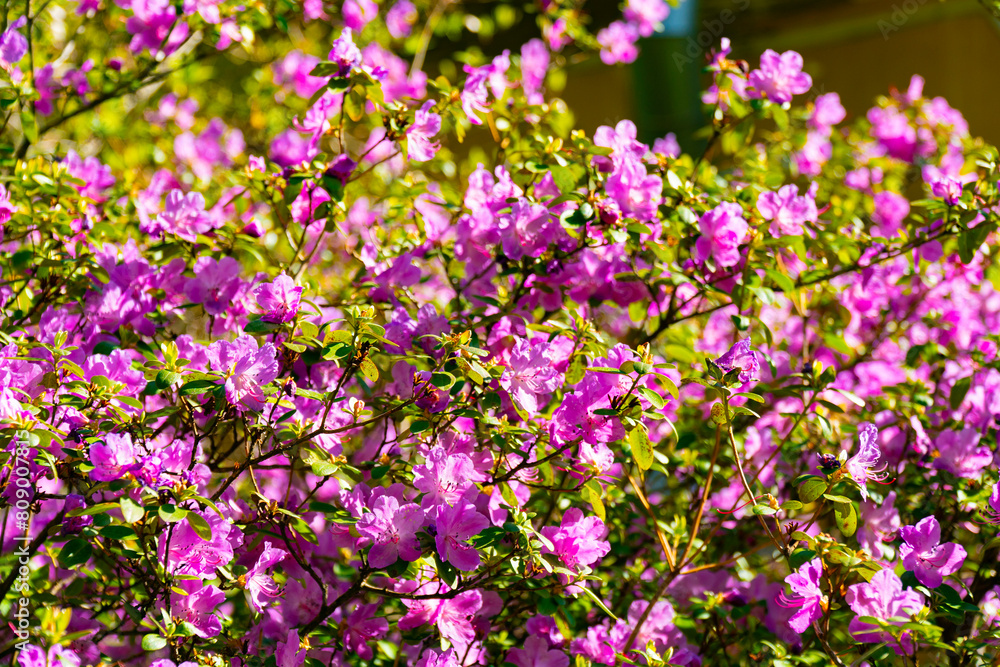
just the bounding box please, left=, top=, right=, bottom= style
left=3, top=1, right=1000, bottom=666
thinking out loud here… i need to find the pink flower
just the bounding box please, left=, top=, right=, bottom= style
left=207, top=335, right=281, bottom=412
left=398, top=585, right=483, bottom=645
left=0, top=18, right=27, bottom=75
left=243, top=541, right=287, bottom=612
left=154, top=190, right=214, bottom=242
left=89, top=432, right=135, bottom=482
left=714, top=338, right=760, bottom=384
left=407, top=101, right=442, bottom=162
left=899, top=515, right=967, bottom=588
left=171, top=580, right=224, bottom=638
left=541, top=508, right=610, bottom=571
left=507, top=635, right=569, bottom=667
left=597, top=21, right=639, bottom=65
left=387, top=0, right=418, bottom=38
left=434, top=499, right=489, bottom=571
left=694, top=202, right=748, bottom=268
left=747, top=49, right=812, bottom=104
left=357, top=495, right=425, bottom=568
left=846, top=569, right=925, bottom=654
left=329, top=28, right=363, bottom=77
left=843, top=423, right=889, bottom=501
left=161, top=510, right=237, bottom=577
left=255, top=273, right=303, bottom=323
left=624, top=0, right=669, bottom=38
left=809, top=92, right=846, bottom=132
left=775, top=558, right=824, bottom=633
left=520, top=38, right=550, bottom=104
left=857, top=491, right=900, bottom=559
left=499, top=338, right=561, bottom=413
left=871, top=191, right=909, bottom=237
left=276, top=629, right=306, bottom=667
left=413, top=445, right=477, bottom=509
left=932, top=427, right=992, bottom=479
left=757, top=183, right=818, bottom=237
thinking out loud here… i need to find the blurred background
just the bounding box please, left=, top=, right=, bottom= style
left=553, top=0, right=1000, bottom=150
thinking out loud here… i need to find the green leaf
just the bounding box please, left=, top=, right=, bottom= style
left=141, top=634, right=168, bottom=651
left=629, top=427, right=654, bottom=471
left=834, top=502, right=858, bottom=537
left=186, top=512, right=213, bottom=541
left=20, top=109, right=38, bottom=144
left=245, top=319, right=280, bottom=334
left=359, top=358, right=379, bottom=382
left=155, top=370, right=182, bottom=389
left=120, top=497, right=145, bottom=524
left=99, top=525, right=137, bottom=540
left=583, top=480, right=606, bottom=521
left=58, top=538, right=92, bottom=567
left=822, top=493, right=852, bottom=505
left=950, top=376, right=972, bottom=410
left=67, top=502, right=119, bottom=517
left=179, top=379, right=218, bottom=397
left=158, top=504, right=188, bottom=523
left=797, top=477, right=828, bottom=503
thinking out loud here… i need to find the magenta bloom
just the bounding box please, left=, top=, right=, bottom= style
left=0, top=17, right=27, bottom=74
left=328, top=28, right=362, bottom=77
left=161, top=510, right=237, bottom=577
left=398, top=587, right=483, bottom=645
left=714, top=338, right=760, bottom=385
left=747, top=49, right=812, bottom=104
left=64, top=150, right=116, bottom=202
left=605, top=158, right=662, bottom=223
left=434, top=499, right=489, bottom=571
left=899, top=515, right=967, bottom=588
left=413, top=445, right=477, bottom=509
left=387, top=0, right=418, bottom=38
left=89, top=433, right=136, bottom=482
left=357, top=495, right=425, bottom=568
left=597, top=21, right=639, bottom=65
left=809, top=92, right=846, bottom=132
left=255, top=273, right=303, bottom=324
left=776, top=558, right=824, bottom=633
left=407, top=101, right=442, bottom=162
left=155, top=189, right=213, bottom=242
left=540, top=508, right=611, bottom=571
left=624, top=0, right=670, bottom=38
left=171, top=580, right=225, bottom=638
left=871, top=191, right=910, bottom=237
left=844, top=422, right=889, bottom=501
left=415, top=649, right=460, bottom=667
left=342, top=602, right=389, bottom=660
left=757, top=183, right=818, bottom=237
left=520, top=38, right=549, bottom=104
left=857, top=491, right=900, bottom=559
left=694, top=202, right=748, bottom=268
left=932, top=427, right=992, bottom=479
left=499, top=338, right=561, bottom=413
left=276, top=630, right=306, bottom=667
left=507, top=635, right=570, bottom=667
left=244, top=541, right=288, bottom=612
left=185, top=256, right=245, bottom=316
left=0, top=183, right=15, bottom=225
left=846, top=569, right=925, bottom=654
left=207, top=335, right=281, bottom=412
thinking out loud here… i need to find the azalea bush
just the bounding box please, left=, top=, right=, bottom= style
left=3, top=0, right=1000, bottom=665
